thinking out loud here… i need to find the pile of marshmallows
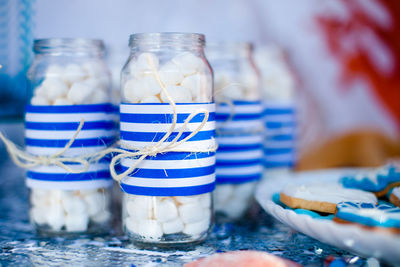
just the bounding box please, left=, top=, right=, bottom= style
left=214, top=68, right=258, bottom=102
left=123, top=52, right=211, bottom=103
left=124, top=194, right=211, bottom=240
left=31, top=61, right=110, bottom=105
left=30, top=189, right=111, bottom=232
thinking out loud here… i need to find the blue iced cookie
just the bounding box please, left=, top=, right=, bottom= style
left=334, top=201, right=400, bottom=233
left=341, top=165, right=400, bottom=197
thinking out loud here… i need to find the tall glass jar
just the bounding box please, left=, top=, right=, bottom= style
left=207, top=42, right=264, bottom=221
left=120, top=33, right=215, bottom=246
left=26, top=39, right=114, bottom=235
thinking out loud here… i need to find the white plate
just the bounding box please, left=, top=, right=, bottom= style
left=255, top=169, right=400, bottom=263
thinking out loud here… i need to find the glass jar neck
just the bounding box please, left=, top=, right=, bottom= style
left=33, top=38, right=104, bottom=57
left=129, top=32, right=206, bottom=53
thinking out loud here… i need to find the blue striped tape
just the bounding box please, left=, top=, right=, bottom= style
left=216, top=159, right=263, bottom=167
left=25, top=137, right=115, bottom=148
left=119, top=103, right=216, bottom=196
left=25, top=121, right=115, bottom=130
left=25, top=103, right=115, bottom=113
left=120, top=112, right=215, bottom=124
left=264, top=147, right=295, bottom=155
left=121, top=183, right=215, bottom=196
left=120, top=130, right=215, bottom=142
left=264, top=108, right=295, bottom=115
left=27, top=170, right=110, bottom=182
left=218, top=144, right=263, bottom=152
left=216, top=113, right=262, bottom=121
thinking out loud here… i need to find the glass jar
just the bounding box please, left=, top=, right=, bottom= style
left=120, top=33, right=214, bottom=246
left=254, top=45, right=296, bottom=175
left=26, top=38, right=114, bottom=235
left=207, top=42, right=264, bottom=221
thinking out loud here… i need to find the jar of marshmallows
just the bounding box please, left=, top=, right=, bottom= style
left=207, top=42, right=264, bottom=221
left=120, top=33, right=215, bottom=246
left=26, top=39, right=114, bottom=235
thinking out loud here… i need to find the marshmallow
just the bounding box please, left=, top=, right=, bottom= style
left=199, top=193, right=211, bottom=208
left=67, top=81, right=95, bottom=104
left=63, top=63, right=87, bottom=84
left=31, top=95, right=50, bottom=105
left=172, top=52, right=204, bottom=76
left=33, top=85, right=47, bottom=98
left=154, top=198, right=178, bottom=222
left=53, top=98, right=73, bottom=105
left=45, top=65, right=64, bottom=78
left=174, top=195, right=201, bottom=204
left=126, top=196, right=153, bottom=220
left=218, top=196, right=249, bottom=219
left=183, top=217, right=210, bottom=236
left=136, top=219, right=163, bottom=240
left=62, top=196, right=87, bottom=215
left=158, top=62, right=184, bottom=86
left=47, top=202, right=65, bottom=231
left=235, top=182, right=256, bottom=199
left=160, top=85, right=192, bottom=103
left=65, top=213, right=89, bottom=232
left=178, top=203, right=204, bottom=224
left=82, top=61, right=105, bottom=78
left=162, top=218, right=184, bottom=235
left=91, top=210, right=111, bottom=224
left=141, top=95, right=161, bottom=103
left=90, top=89, right=108, bottom=104
left=181, top=74, right=205, bottom=99
left=83, top=191, right=106, bottom=216
left=129, top=53, right=159, bottom=77
left=125, top=216, right=139, bottom=233
left=41, top=77, right=68, bottom=101
left=30, top=207, right=47, bottom=225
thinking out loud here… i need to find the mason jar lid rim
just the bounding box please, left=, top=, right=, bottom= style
left=34, top=38, right=105, bottom=52
left=129, top=32, right=206, bottom=47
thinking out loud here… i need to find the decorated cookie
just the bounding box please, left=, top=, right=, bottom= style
left=279, top=183, right=377, bottom=214
left=184, top=250, right=300, bottom=267
left=390, top=187, right=400, bottom=208
left=341, top=164, right=400, bottom=197
left=334, top=202, right=400, bottom=234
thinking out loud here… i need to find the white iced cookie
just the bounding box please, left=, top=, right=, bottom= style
left=280, top=183, right=377, bottom=214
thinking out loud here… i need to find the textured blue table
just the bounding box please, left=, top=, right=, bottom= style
left=0, top=123, right=368, bottom=266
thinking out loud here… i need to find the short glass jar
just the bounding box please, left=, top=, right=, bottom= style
left=207, top=42, right=264, bottom=221
left=120, top=33, right=215, bottom=246
left=26, top=38, right=114, bottom=235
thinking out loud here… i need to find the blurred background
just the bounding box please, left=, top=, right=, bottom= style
left=1, top=0, right=399, bottom=170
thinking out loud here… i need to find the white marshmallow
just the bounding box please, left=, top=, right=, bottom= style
left=53, top=98, right=73, bottom=105
left=67, top=82, right=95, bottom=104
left=154, top=198, right=178, bottom=222
left=31, top=207, right=47, bottom=225
left=235, top=182, right=256, bottom=200
left=158, top=61, right=184, bottom=86
left=90, top=89, right=108, bottom=104
left=33, top=85, right=47, bottom=98
left=62, top=196, right=87, bottom=215
left=140, top=95, right=161, bottom=103
left=218, top=196, right=248, bottom=219
left=181, top=74, right=205, bottom=99
left=174, top=195, right=201, bottom=204
left=220, top=84, right=245, bottom=100
left=91, top=210, right=111, bottom=224
left=82, top=61, right=105, bottom=78
left=178, top=203, right=204, bottom=224
left=160, top=85, right=192, bottom=103
left=47, top=202, right=65, bottom=231
left=183, top=217, right=210, bottom=236
left=123, top=79, right=141, bottom=103
left=31, top=95, right=50, bottom=105
left=125, top=216, right=139, bottom=233
left=83, top=191, right=106, bottom=216
left=172, top=52, right=204, bottom=76
left=65, top=213, right=89, bottom=232
left=129, top=53, right=159, bottom=77
left=162, top=218, right=184, bottom=235
left=199, top=193, right=211, bottom=208
left=41, top=77, right=68, bottom=101
left=136, top=219, right=163, bottom=240
left=63, top=63, right=87, bottom=84
left=126, top=196, right=153, bottom=220
left=45, top=64, right=64, bottom=78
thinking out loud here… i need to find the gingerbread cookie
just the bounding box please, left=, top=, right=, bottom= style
left=334, top=201, right=400, bottom=234
left=390, top=187, right=400, bottom=208
left=341, top=165, right=400, bottom=197
left=280, top=183, right=377, bottom=214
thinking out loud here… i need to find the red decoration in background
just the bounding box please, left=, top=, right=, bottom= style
left=317, top=0, right=400, bottom=130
